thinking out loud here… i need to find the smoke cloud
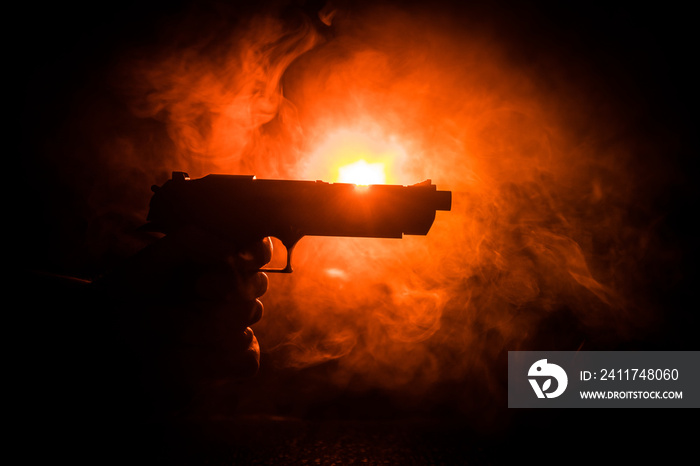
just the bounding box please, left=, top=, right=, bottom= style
left=24, top=0, right=693, bottom=425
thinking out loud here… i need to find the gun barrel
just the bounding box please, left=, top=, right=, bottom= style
left=146, top=172, right=451, bottom=249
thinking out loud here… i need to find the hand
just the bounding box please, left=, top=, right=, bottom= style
left=96, top=226, right=272, bottom=411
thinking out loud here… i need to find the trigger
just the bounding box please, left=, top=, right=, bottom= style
left=261, top=237, right=300, bottom=273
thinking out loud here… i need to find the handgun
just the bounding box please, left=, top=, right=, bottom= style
left=144, top=172, right=452, bottom=272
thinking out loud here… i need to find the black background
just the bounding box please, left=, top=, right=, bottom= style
left=16, top=0, right=697, bottom=462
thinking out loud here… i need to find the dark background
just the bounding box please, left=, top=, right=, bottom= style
left=16, top=0, right=697, bottom=463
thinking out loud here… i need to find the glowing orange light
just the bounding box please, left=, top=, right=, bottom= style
left=337, top=159, right=386, bottom=185
left=301, top=127, right=410, bottom=185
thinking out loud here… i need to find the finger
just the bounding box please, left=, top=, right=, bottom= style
left=173, top=298, right=262, bottom=346
left=194, top=268, right=237, bottom=301
left=237, top=271, right=269, bottom=301
left=249, top=299, right=264, bottom=325
left=235, top=237, right=273, bottom=272
left=170, top=329, right=260, bottom=381
left=220, top=329, right=260, bottom=379
left=194, top=267, right=268, bottom=303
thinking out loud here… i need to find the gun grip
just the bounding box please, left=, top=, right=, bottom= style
left=260, top=237, right=300, bottom=273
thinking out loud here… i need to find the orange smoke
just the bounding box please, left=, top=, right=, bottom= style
left=98, top=0, right=677, bottom=418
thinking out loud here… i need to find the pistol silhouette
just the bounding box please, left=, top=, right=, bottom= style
left=144, top=172, right=452, bottom=272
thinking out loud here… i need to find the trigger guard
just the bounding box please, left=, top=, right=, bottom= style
left=260, top=236, right=301, bottom=273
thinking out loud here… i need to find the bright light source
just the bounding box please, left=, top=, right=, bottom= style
left=338, top=159, right=386, bottom=185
